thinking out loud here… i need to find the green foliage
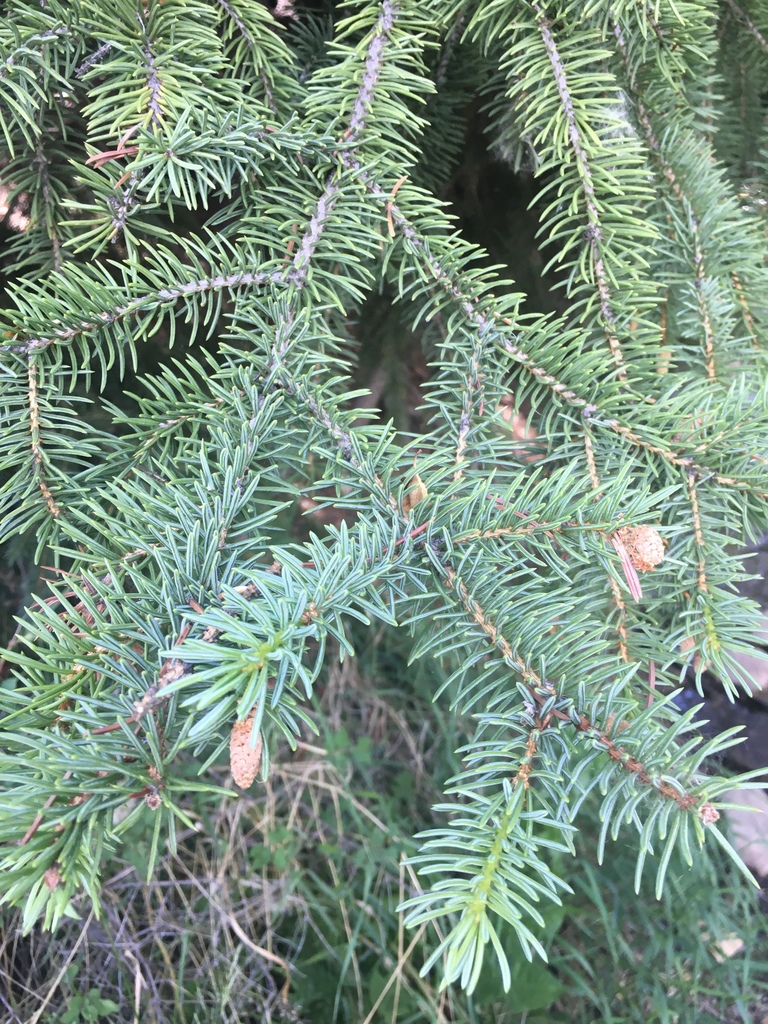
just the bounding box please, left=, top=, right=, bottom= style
left=1, top=640, right=764, bottom=1022
left=1, top=0, right=767, bottom=1008
left=59, top=987, right=120, bottom=1024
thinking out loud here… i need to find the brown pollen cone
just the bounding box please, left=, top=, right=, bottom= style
left=230, top=713, right=263, bottom=789
left=616, top=525, right=665, bottom=572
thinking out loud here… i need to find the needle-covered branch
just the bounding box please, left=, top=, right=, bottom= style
left=0, top=0, right=767, bottom=999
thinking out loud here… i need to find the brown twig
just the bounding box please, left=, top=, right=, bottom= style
left=27, top=358, right=61, bottom=518
left=443, top=564, right=552, bottom=695
left=20, top=771, right=73, bottom=846
left=583, top=429, right=602, bottom=495
left=686, top=470, right=709, bottom=596
left=92, top=621, right=193, bottom=734
left=512, top=728, right=541, bottom=790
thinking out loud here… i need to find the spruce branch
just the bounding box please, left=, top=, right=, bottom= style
left=4, top=264, right=272, bottom=357
left=0, top=22, right=74, bottom=155
left=532, top=1, right=626, bottom=379
left=582, top=429, right=602, bottom=495
left=74, top=40, right=113, bottom=79
left=345, top=0, right=398, bottom=146
left=731, top=271, right=759, bottom=347
left=439, top=558, right=723, bottom=820
left=621, top=17, right=768, bottom=370
left=638, top=104, right=717, bottom=378
left=441, top=563, right=557, bottom=696
left=687, top=469, right=710, bottom=600
left=136, top=5, right=164, bottom=131
left=723, top=0, right=768, bottom=52
left=1, top=0, right=767, bottom=995
left=618, top=47, right=733, bottom=380
left=271, top=366, right=400, bottom=516
left=282, top=177, right=341, bottom=289
left=213, top=0, right=253, bottom=45
left=452, top=329, right=487, bottom=481
left=282, top=0, right=406, bottom=291
left=583, top=432, right=632, bottom=663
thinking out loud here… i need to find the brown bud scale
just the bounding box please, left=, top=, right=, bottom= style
left=44, top=866, right=61, bottom=890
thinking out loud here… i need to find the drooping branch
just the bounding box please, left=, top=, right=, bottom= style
left=350, top=164, right=768, bottom=498
left=625, top=76, right=719, bottom=378
left=346, top=0, right=398, bottom=146
left=614, top=19, right=764, bottom=376
left=532, top=3, right=626, bottom=379
left=283, top=0, right=400, bottom=291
